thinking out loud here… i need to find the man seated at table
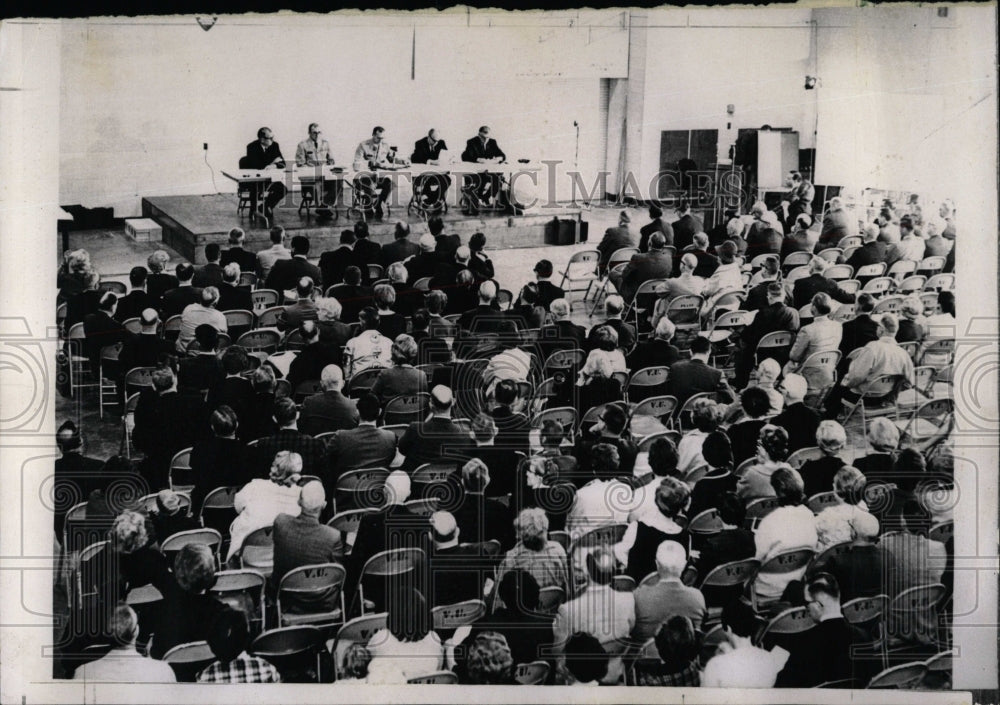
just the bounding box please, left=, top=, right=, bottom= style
left=353, top=126, right=405, bottom=220
left=242, top=127, right=287, bottom=217
left=461, top=125, right=506, bottom=207
left=411, top=128, right=449, bottom=164
left=295, top=122, right=340, bottom=217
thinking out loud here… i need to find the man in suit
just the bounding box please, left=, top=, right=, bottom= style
left=411, top=128, right=449, bottom=164
left=351, top=126, right=400, bottom=220
left=286, top=320, right=341, bottom=390
left=216, top=263, right=253, bottom=313
left=319, top=230, right=358, bottom=290
left=398, top=385, right=474, bottom=472
left=781, top=214, right=818, bottom=259
left=351, top=221, right=382, bottom=283
left=381, top=221, right=420, bottom=268
left=735, top=282, right=799, bottom=388
left=243, top=127, right=287, bottom=216
left=159, top=262, right=202, bottom=320
left=256, top=226, right=292, bottom=281
left=327, top=266, right=372, bottom=325
left=430, top=245, right=468, bottom=291
left=178, top=325, right=225, bottom=394
left=461, top=125, right=506, bottom=207
left=628, top=317, right=680, bottom=374
left=792, top=257, right=857, bottom=310
left=220, top=228, right=258, bottom=274
left=785, top=292, right=843, bottom=392
left=538, top=298, right=586, bottom=360
left=457, top=280, right=505, bottom=336
left=771, top=374, right=820, bottom=453
left=265, top=235, right=323, bottom=304
left=272, top=481, right=344, bottom=590
left=666, top=336, right=735, bottom=407
left=631, top=541, right=706, bottom=641
left=692, top=492, right=755, bottom=580
left=671, top=198, right=703, bottom=253
left=616, top=232, right=673, bottom=303
left=596, top=210, right=636, bottom=272
left=838, top=293, right=880, bottom=368
left=844, top=224, right=888, bottom=280
left=586, top=296, right=636, bottom=352
left=639, top=204, right=674, bottom=252
left=54, top=420, right=110, bottom=535
left=489, top=379, right=531, bottom=455
left=653, top=253, right=706, bottom=302
left=298, top=364, right=359, bottom=437
left=115, top=267, right=155, bottom=323
left=276, top=277, right=319, bottom=332
left=529, top=259, right=565, bottom=311
left=119, top=308, right=175, bottom=374
left=404, top=233, right=439, bottom=285
left=428, top=215, right=461, bottom=263
left=325, top=393, right=396, bottom=478
left=254, top=396, right=330, bottom=479
left=686, top=232, right=721, bottom=279
left=452, top=458, right=514, bottom=549
left=461, top=413, right=522, bottom=497
left=817, top=196, right=853, bottom=252
left=426, top=511, right=495, bottom=607
left=385, top=263, right=421, bottom=318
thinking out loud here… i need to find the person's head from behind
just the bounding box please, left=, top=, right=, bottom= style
left=250, top=364, right=276, bottom=393
left=319, top=364, right=345, bottom=392
left=654, top=317, right=675, bottom=342
left=344, top=266, right=363, bottom=287
left=109, top=510, right=148, bottom=555
left=299, top=480, right=326, bottom=518
left=204, top=243, right=221, bottom=263
left=128, top=266, right=148, bottom=291
left=717, top=240, right=737, bottom=265
left=680, top=252, right=698, bottom=274
left=701, top=430, right=733, bottom=470
left=174, top=543, right=216, bottom=593
left=867, top=416, right=900, bottom=453
left=599, top=403, right=628, bottom=437
left=590, top=443, right=620, bottom=481
left=56, top=420, right=82, bottom=454
left=585, top=548, right=616, bottom=587
left=222, top=262, right=240, bottom=285
left=425, top=289, right=447, bottom=315
left=387, top=590, right=429, bottom=643
left=478, top=280, right=497, bottom=304
left=938, top=290, right=955, bottom=316
left=808, top=256, right=827, bottom=275
left=717, top=491, right=746, bottom=528
left=151, top=365, right=176, bottom=393
left=460, top=458, right=490, bottom=495
left=771, top=466, right=805, bottom=506
left=648, top=437, right=679, bottom=479
left=816, top=420, right=847, bottom=456
left=604, top=295, right=625, bottom=319
left=464, top=632, right=514, bottom=684
left=390, top=334, right=418, bottom=366
left=497, top=568, right=540, bottom=615
left=811, top=292, right=833, bottom=318
left=206, top=607, right=250, bottom=664
left=740, top=386, right=771, bottom=420
left=520, top=281, right=539, bottom=306
left=564, top=632, right=608, bottom=684
left=833, top=465, right=867, bottom=506
left=358, top=306, right=379, bottom=331
left=549, top=298, right=570, bottom=321
left=341, top=643, right=372, bottom=680
left=109, top=603, right=141, bottom=648
left=385, top=470, right=412, bottom=505
left=175, top=262, right=195, bottom=283
left=387, top=262, right=407, bottom=284
left=655, top=477, right=690, bottom=521
left=356, top=393, right=380, bottom=424
left=655, top=615, right=699, bottom=670
left=691, top=398, right=722, bottom=432
left=539, top=420, right=565, bottom=450
left=654, top=539, right=687, bottom=580
left=290, top=235, right=310, bottom=256
left=514, top=507, right=549, bottom=551
left=194, top=323, right=219, bottom=352
left=877, top=312, right=899, bottom=338
left=269, top=226, right=285, bottom=245
left=758, top=424, right=789, bottom=462
left=269, top=449, right=303, bottom=485
left=805, top=572, right=841, bottom=622
left=273, top=396, right=299, bottom=427
left=295, top=276, right=315, bottom=301
left=590, top=325, right=619, bottom=353
left=374, top=284, right=396, bottom=312
left=210, top=405, right=239, bottom=439
left=221, top=346, right=249, bottom=376
left=689, top=335, right=712, bottom=360
left=471, top=413, right=497, bottom=445
left=200, top=286, right=220, bottom=310
left=779, top=373, right=807, bottom=405
left=147, top=250, right=169, bottom=274
left=429, top=384, right=453, bottom=414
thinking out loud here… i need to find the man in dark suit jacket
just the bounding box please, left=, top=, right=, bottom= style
left=386, top=264, right=422, bottom=318
left=586, top=296, right=636, bottom=352
left=398, top=385, right=474, bottom=472
left=327, top=267, right=372, bottom=325
left=457, top=281, right=506, bottom=336
left=206, top=347, right=256, bottom=419
left=844, top=225, right=888, bottom=279
left=596, top=211, right=637, bottom=271
left=427, top=511, right=498, bottom=607
left=159, top=263, right=202, bottom=320
left=490, top=380, right=532, bottom=455
left=792, top=259, right=857, bottom=310
left=837, top=294, right=880, bottom=374
left=686, top=232, right=721, bottom=279
left=265, top=235, right=323, bottom=303
left=627, top=318, right=681, bottom=375
left=538, top=298, right=586, bottom=359
left=286, top=321, right=341, bottom=390
left=178, top=325, right=225, bottom=394
left=531, top=259, right=565, bottom=311
left=381, top=221, right=420, bottom=268
left=816, top=197, right=853, bottom=252
left=693, top=492, right=755, bottom=580
left=451, top=459, right=515, bottom=549
left=119, top=309, right=176, bottom=374
left=146, top=252, right=179, bottom=307
left=617, top=232, right=673, bottom=303
left=736, top=282, right=800, bottom=388
left=272, top=481, right=344, bottom=590
left=411, top=129, right=449, bottom=164
left=351, top=222, right=382, bottom=282
left=427, top=216, right=461, bottom=264
left=325, top=394, right=396, bottom=480
left=193, top=244, right=225, bottom=289
left=404, top=234, right=440, bottom=284
left=297, top=365, right=359, bottom=437
left=319, top=230, right=359, bottom=290
left=253, top=397, right=329, bottom=480
left=114, top=267, right=156, bottom=323
left=276, top=279, right=320, bottom=332
left=220, top=228, right=258, bottom=274
left=639, top=204, right=675, bottom=252
left=666, top=336, right=734, bottom=407
left=54, top=421, right=110, bottom=534
left=671, top=199, right=703, bottom=253
left=771, top=374, right=820, bottom=453
left=243, top=127, right=287, bottom=215
left=461, top=126, right=507, bottom=207
left=216, top=264, right=253, bottom=313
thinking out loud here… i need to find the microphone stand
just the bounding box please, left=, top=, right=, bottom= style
left=574, top=121, right=580, bottom=170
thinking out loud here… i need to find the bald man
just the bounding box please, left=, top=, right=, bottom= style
left=631, top=541, right=706, bottom=641
left=272, top=480, right=344, bottom=586
left=298, top=364, right=359, bottom=436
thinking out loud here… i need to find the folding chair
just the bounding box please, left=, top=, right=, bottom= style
left=514, top=660, right=550, bottom=685
left=132, top=492, right=191, bottom=515
left=335, top=467, right=390, bottom=512
left=894, top=398, right=953, bottom=448
left=808, top=540, right=853, bottom=574
left=755, top=606, right=815, bottom=648
left=630, top=395, right=678, bottom=431
left=664, top=294, right=704, bottom=350
left=210, top=568, right=267, bottom=632
left=531, top=406, right=578, bottom=433
left=755, top=330, right=794, bottom=367
left=873, top=295, right=905, bottom=315
left=326, top=508, right=377, bottom=555
left=224, top=309, right=255, bottom=340
left=697, top=558, right=760, bottom=621
left=431, top=599, right=486, bottom=630
left=897, top=275, right=926, bottom=295
left=750, top=548, right=815, bottom=611
left=250, top=625, right=326, bottom=683
left=861, top=277, right=894, bottom=298
left=255, top=305, right=284, bottom=328
left=837, top=235, right=863, bottom=249
left=839, top=374, right=905, bottom=437
left=837, top=280, right=862, bottom=297
left=917, top=256, right=946, bottom=277
left=239, top=272, right=258, bottom=289
left=676, top=392, right=713, bottom=432
left=839, top=246, right=860, bottom=263
left=588, top=247, right=638, bottom=315
left=855, top=263, right=887, bottom=280
left=924, top=273, right=954, bottom=292
left=866, top=662, right=927, bottom=689
left=168, top=447, right=194, bottom=493
left=744, top=496, right=780, bottom=530
left=160, top=528, right=222, bottom=564
left=781, top=251, right=813, bottom=274
left=895, top=365, right=938, bottom=414
left=705, top=309, right=753, bottom=345
left=842, top=593, right=889, bottom=671
left=403, top=497, right=440, bottom=517
left=496, top=289, right=514, bottom=311
left=411, top=462, right=460, bottom=499
left=199, top=486, right=240, bottom=537
left=408, top=671, right=458, bottom=684
left=806, top=492, right=841, bottom=515
left=412, top=276, right=433, bottom=292
left=367, top=263, right=384, bottom=282
left=162, top=640, right=216, bottom=682
left=277, top=562, right=348, bottom=627
left=236, top=329, right=281, bottom=356
left=346, top=367, right=383, bottom=398
left=917, top=339, right=955, bottom=371
left=816, top=248, right=843, bottom=263
left=823, top=264, right=854, bottom=281
left=887, top=260, right=917, bottom=281
left=163, top=314, right=183, bottom=341
left=382, top=393, right=430, bottom=426
left=251, top=289, right=280, bottom=310
left=353, top=547, right=425, bottom=615
left=636, top=430, right=681, bottom=452
left=65, top=323, right=99, bottom=398
left=542, top=348, right=586, bottom=378
left=537, top=585, right=566, bottom=614
left=238, top=525, right=275, bottom=578
left=330, top=612, right=388, bottom=679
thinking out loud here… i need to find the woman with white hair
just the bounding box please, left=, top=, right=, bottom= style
left=226, top=450, right=303, bottom=562
left=798, top=420, right=849, bottom=499
left=853, top=417, right=900, bottom=485
left=370, top=334, right=428, bottom=404
left=576, top=344, right=625, bottom=416
left=496, top=507, right=569, bottom=592
left=896, top=297, right=926, bottom=343
left=814, top=466, right=878, bottom=550
left=314, top=296, right=353, bottom=347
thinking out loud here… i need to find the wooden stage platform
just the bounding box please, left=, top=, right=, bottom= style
left=142, top=194, right=585, bottom=264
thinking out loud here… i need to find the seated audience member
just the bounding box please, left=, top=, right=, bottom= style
left=621, top=477, right=690, bottom=584
left=575, top=403, right=638, bottom=479
left=254, top=397, right=330, bottom=478
left=687, top=232, right=721, bottom=279
left=372, top=283, right=406, bottom=340
left=217, top=263, right=253, bottom=313
left=537, top=298, right=586, bottom=359
left=265, top=235, right=323, bottom=304
left=342, top=307, right=392, bottom=378
left=561, top=632, right=609, bottom=686
left=852, top=417, right=900, bottom=484
left=584, top=324, right=628, bottom=373
left=286, top=319, right=341, bottom=390
left=83, top=291, right=128, bottom=376
left=327, top=265, right=371, bottom=325
left=508, top=281, right=546, bottom=330
left=256, top=226, right=291, bottom=281
left=627, top=318, right=680, bottom=378
left=490, top=378, right=531, bottom=452
left=666, top=336, right=735, bottom=407
left=445, top=269, right=479, bottom=316
left=176, top=287, right=227, bottom=353
left=64, top=268, right=103, bottom=333
left=74, top=605, right=176, bottom=683
left=639, top=203, right=675, bottom=251
left=775, top=573, right=861, bottom=687
left=385, top=262, right=421, bottom=317
left=701, top=598, right=789, bottom=687
left=531, top=258, right=563, bottom=309
left=404, top=233, right=439, bottom=284
left=119, top=308, right=175, bottom=373
left=781, top=215, right=817, bottom=259
left=483, top=321, right=533, bottom=391
left=227, top=450, right=303, bottom=563
left=145, top=249, right=179, bottom=305
left=726, top=386, right=773, bottom=466
left=650, top=255, right=706, bottom=318
left=819, top=511, right=884, bottom=602
left=370, top=334, right=427, bottom=404
left=586, top=296, right=635, bottom=352
left=700, top=240, right=742, bottom=310
left=193, top=243, right=225, bottom=288
left=422, top=289, right=453, bottom=337
left=464, top=569, right=552, bottom=668
left=497, top=507, right=569, bottom=592
left=463, top=414, right=520, bottom=497
left=452, top=458, right=514, bottom=549
left=160, top=262, right=201, bottom=320
left=633, top=615, right=702, bottom=687
left=150, top=544, right=231, bottom=659
left=178, top=324, right=224, bottom=394
left=115, top=266, right=155, bottom=323
left=272, top=480, right=344, bottom=588
left=628, top=436, right=681, bottom=520
left=844, top=222, right=888, bottom=275
left=838, top=293, right=881, bottom=366
left=553, top=548, right=635, bottom=684
left=150, top=489, right=200, bottom=543
left=744, top=254, right=779, bottom=295
left=575, top=348, right=625, bottom=416
left=240, top=366, right=279, bottom=443
left=381, top=221, right=418, bottom=269
left=207, top=345, right=253, bottom=417
left=398, top=385, right=473, bottom=472
left=312, top=296, right=353, bottom=350
left=220, top=227, right=258, bottom=272
left=190, top=405, right=250, bottom=516
left=366, top=592, right=444, bottom=685
left=298, top=364, right=359, bottom=437
left=325, top=393, right=397, bottom=476
left=885, top=215, right=926, bottom=267
left=351, top=221, right=383, bottom=280
left=348, top=471, right=422, bottom=584
left=53, top=421, right=106, bottom=534
left=676, top=398, right=723, bottom=479
left=746, top=357, right=783, bottom=416
left=276, top=277, right=318, bottom=332
left=197, top=609, right=281, bottom=683
left=565, top=443, right=633, bottom=539
left=736, top=281, right=799, bottom=388
left=614, top=231, right=673, bottom=304
left=896, top=296, right=926, bottom=343
left=752, top=467, right=817, bottom=602
left=460, top=632, right=515, bottom=685
left=427, top=511, right=495, bottom=608
left=813, top=466, right=878, bottom=549
left=792, top=257, right=856, bottom=310
left=692, top=491, right=755, bottom=579
left=631, top=540, right=705, bottom=642
left=785, top=292, right=842, bottom=393
left=467, top=232, right=495, bottom=281
left=798, top=420, right=849, bottom=498
left=771, top=373, right=820, bottom=453
left=736, top=424, right=791, bottom=501
left=339, top=643, right=373, bottom=683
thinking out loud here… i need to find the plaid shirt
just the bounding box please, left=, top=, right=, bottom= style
left=634, top=659, right=701, bottom=687
left=197, top=653, right=281, bottom=683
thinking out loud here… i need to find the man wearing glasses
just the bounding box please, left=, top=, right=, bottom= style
left=295, top=123, right=340, bottom=217
left=242, top=127, right=287, bottom=217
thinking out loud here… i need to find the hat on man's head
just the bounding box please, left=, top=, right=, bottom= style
left=419, top=233, right=435, bottom=251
